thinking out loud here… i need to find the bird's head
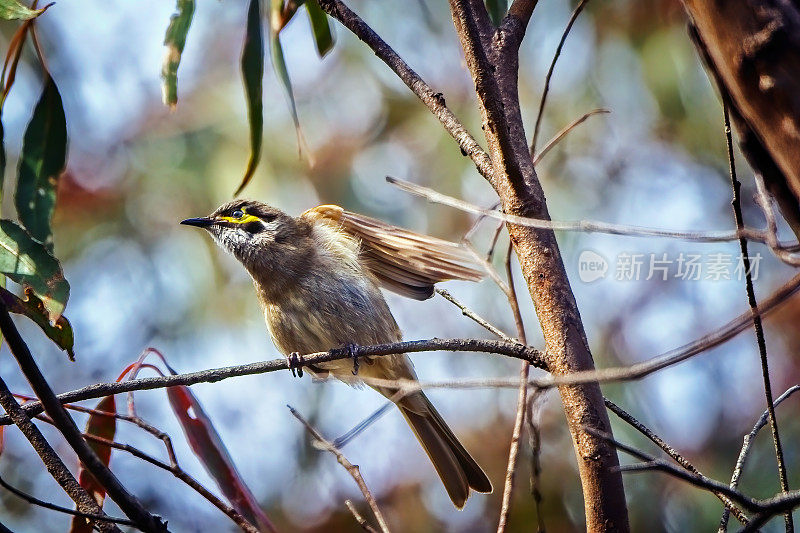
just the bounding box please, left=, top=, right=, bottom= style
left=181, top=200, right=312, bottom=275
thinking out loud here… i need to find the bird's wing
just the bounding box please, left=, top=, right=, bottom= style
left=302, top=205, right=484, bottom=300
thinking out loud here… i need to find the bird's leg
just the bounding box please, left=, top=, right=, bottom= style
left=346, top=343, right=360, bottom=375
left=287, top=352, right=304, bottom=378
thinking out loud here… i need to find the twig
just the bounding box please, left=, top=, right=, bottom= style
left=720, top=385, right=800, bottom=532
left=387, top=176, right=778, bottom=245
left=5, top=265, right=800, bottom=423
left=604, top=398, right=749, bottom=525
left=288, top=405, right=390, bottom=533
left=345, top=500, right=378, bottom=533
left=532, top=108, right=610, bottom=165
left=0, top=376, right=119, bottom=532
left=315, top=0, right=495, bottom=183
left=435, top=288, right=513, bottom=341
left=0, top=474, right=136, bottom=527
left=0, top=302, right=166, bottom=532
left=723, top=103, right=792, bottom=532
left=497, top=242, right=534, bottom=533
left=530, top=0, right=590, bottom=156
left=0, top=337, right=545, bottom=426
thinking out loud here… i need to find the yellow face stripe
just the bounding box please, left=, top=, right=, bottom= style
left=218, top=214, right=263, bottom=225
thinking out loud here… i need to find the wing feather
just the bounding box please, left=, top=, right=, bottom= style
left=303, top=205, right=484, bottom=300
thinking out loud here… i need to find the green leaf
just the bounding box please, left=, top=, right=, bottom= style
left=0, top=287, right=74, bottom=360
left=16, top=76, right=66, bottom=251
left=0, top=219, right=68, bottom=322
left=305, top=1, right=334, bottom=57
left=485, top=0, right=506, bottom=26
left=161, top=0, right=195, bottom=108
left=235, top=0, right=265, bottom=197
left=0, top=0, right=44, bottom=20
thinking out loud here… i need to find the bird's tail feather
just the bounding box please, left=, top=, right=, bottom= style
left=396, top=392, right=492, bottom=508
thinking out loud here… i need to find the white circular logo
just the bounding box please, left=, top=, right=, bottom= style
left=578, top=250, right=608, bottom=282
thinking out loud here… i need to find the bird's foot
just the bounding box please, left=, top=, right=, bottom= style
left=345, top=344, right=360, bottom=375
left=288, top=352, right=304, bottom=378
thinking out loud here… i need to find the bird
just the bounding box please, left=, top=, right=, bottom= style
left=181, top=199, right=492, bottom=507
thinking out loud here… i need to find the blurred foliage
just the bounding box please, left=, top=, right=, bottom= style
left=0, top=0, right=797, bottom=531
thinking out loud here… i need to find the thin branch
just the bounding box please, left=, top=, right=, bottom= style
left=387, top=176, right=778, bottom=244
left=435, top=288, right=513, bottom=341
left=0, top=376, right=120, bottom=533
left=288, top=406, right=390, bottom=533
left=315, top=0, right=495, bottom=183
left=527, top=270, right=800, bottom=389
left=530, top=0, right=590, bottom=157
left=604, top=398, right=749, bottom=525
left=345, top=500, right=378, bottom=533
left=720, top=385, right=800, bottom=532
left=0, top=337, right=544, bottom=426
left=723, top=103, right=792, bottom=532
left=0, top=302, right=166, bottom=532
left=498, top=242, right=534, bottom=533
left=0, top=474, right=136, bottom=527
left=532, top=108, right=610, bottom=165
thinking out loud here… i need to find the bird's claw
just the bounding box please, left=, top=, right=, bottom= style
left=288, top=352, right=304, bottom=378
left=346, top=344, right=360, bottom=375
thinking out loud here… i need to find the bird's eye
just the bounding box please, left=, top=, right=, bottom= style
left=231, top=210, right=245, bottom=219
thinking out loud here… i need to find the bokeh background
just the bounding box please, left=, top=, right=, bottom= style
left=1, top=0, right=799, bottom=531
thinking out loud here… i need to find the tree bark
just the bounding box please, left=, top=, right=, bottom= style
left=683, top=0, right=800, bottom=237
left=448, top=2, right=629, bottom=530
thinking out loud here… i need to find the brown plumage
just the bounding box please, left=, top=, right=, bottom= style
left=181, top=200, right=492, bottom=507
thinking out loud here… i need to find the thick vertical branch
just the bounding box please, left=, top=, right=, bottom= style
left=449, top=1, right=629, bottom=530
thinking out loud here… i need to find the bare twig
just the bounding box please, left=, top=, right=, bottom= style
left=0, top=474, right=136, bottom=527
left=532, top=108, right=610, bottom=165
left=288, top=406, right=390, bottom=533
left=387, top=176, right=778, bottom=245
left=497, top=242, right=534, bottom=533
left=315, top=0, right=495, bottom=183
left=530, top=0, right=590, bottom=156
left=0, top=303, right=166, bottom=532
left=345, top=500, right=379, bottom=533
left=435, top=288, right=513, bottom=341
left=723, top=103, right=792, bottom=532
left=720, top=385, right=800, bottom=532
left=0, top=377, right=119, bottom=533
left=0, top=338, right=544, bottom=426
left=604, top=398, right=749, bottom=525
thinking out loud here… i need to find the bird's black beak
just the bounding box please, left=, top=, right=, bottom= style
left=180, top=217, right=215, bottom=228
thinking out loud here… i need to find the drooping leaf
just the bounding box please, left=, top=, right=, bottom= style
left=70, top=395, right=116, bottom=533
left=0, top=0, right=43, bottom=20
left=161, top=0, right=195, bottom=108
left=0, top=286, right=73, bottom=360
left=269, top=1, right=310, bottom=162
left=305, top=1, right=334, bottom=57
left=0, top=219, right=68, bottom=322
left=15, top=76, right=66, bottom=250
left=485, top=0, right=506, bottom=26
left=235, top=0, right=265, bottom=197
left=167, top=379, right=276, bottom=532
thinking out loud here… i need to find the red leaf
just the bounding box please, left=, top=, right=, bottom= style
left=70, top=395, right=116, bottom=533
left=167, top=385, right=276, bottom=533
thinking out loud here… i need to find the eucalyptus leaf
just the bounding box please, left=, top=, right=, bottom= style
left=0, top=0, right=43, bottom=20
left=0, top=219, right=69, bottom=322
left=16, top=76, right=66, bottom=251
left=0, top=286, right=73, bottom=360
left=485, top=0, right=506, bottom=26
left=161, top=0, right=195, bottom=108
left=235, top=0, right=265, bottom=196
left=305, top=0, right=334, bottom=57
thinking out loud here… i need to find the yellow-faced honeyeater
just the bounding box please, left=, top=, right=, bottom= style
left=182, top=200, right=492, bottom=507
